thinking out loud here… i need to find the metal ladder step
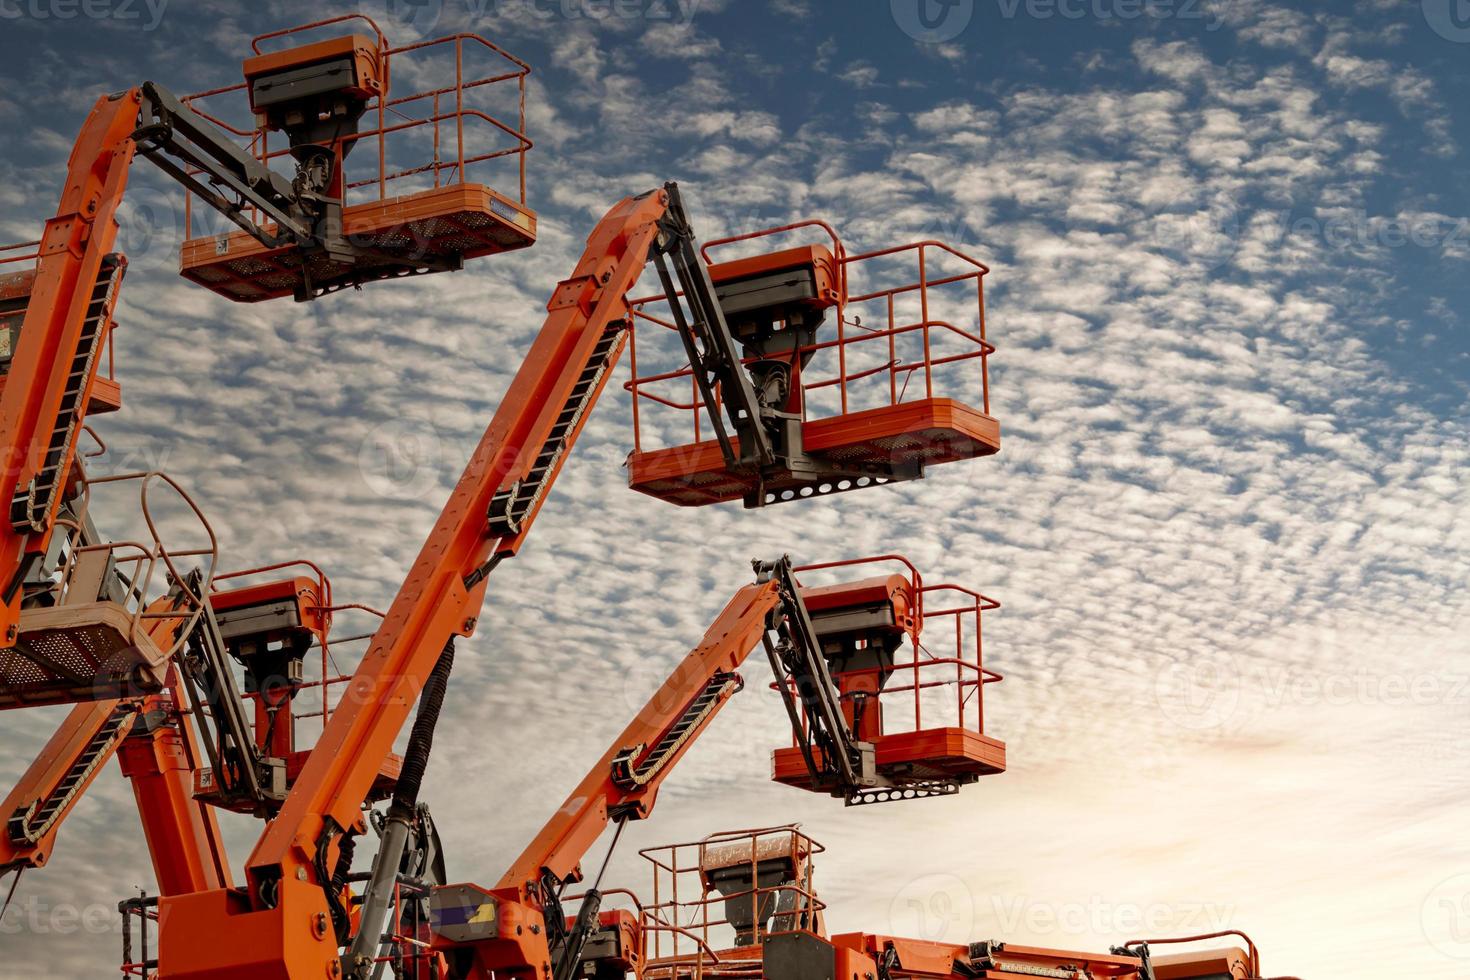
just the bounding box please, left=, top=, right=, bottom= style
left=486, top=325, right=624, bottom=537
left=610, top=672, right=741, bottom=789
left=8, top=258, right=122, bottom=535
left=9, top=704, right=133, bottom=843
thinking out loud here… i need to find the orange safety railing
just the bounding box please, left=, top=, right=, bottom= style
left=177, top=14, right=532, bottom=240
left=289, top=600, right=386, bottom=732
left=638, top=826, right=827, bottom=980
left=210, top=559, right=335, bottom=738
left=1122, top=932, right=1278, bottom=980
left=206, top=559, right=390, bottom=740
left=54, top=469, right=220, bottom=660
left=0, top=240, right=40, bottom=267
left=624, top=224, right=992, bottom=454
left=784, top=556, right=1003, bottom=739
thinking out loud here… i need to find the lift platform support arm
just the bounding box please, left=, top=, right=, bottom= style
left=648, top=183, right=773, bottom=471
left=0, top=79, right=409, bottom=652
left=133, top=82, right=314, bottom=248
left=438, top=558, right=880, bottom=980
left=0, top=90, right=138, bottom=649
left=758, top=557, right=877, bottom=798
left=144, top=184, right=805, bottom=980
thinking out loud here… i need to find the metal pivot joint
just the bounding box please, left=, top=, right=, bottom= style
left=649, top=181, right=775, bottom=471
left=756, top=556, right=880, bottom=801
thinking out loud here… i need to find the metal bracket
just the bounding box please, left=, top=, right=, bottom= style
left=756, top=555, right=880, bottom=798
left=651, top=182, right=775, bottom=471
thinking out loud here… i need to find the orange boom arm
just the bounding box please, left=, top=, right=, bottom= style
left=0, top=89, right=139, bottom=648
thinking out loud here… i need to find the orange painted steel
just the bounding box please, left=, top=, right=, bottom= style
left=0, top=613, right=230, bottom=899
left=117, top=669, right=234, bottom=896
left=0, top=88, right=140, bottom=651
left=834, top=934, right=1143, bottom=978
left=638, top=826, right=830, bottom=977
left=208, top=566, right=332, bottom=759
left=0, top=698, right=136, bottom=873
left=179, top=183, right=536, bottom=303
left=448, top=558, right=1009, bottom=979
left=1129, top=931, right=1301, bottom=980
left=770, top=556, right=1005, bottom=795
left=627, top=400, right=999, bottom=507
left=150, top=188, right=677, bottom=980
left=0, top=467, right=222, bottom=710
left=604, top=825, right=1285, bottom=980
left=443, top=581, right=786, bottom=979
left=624, top=221, right=997, bottom=507
left=496, top=580, right=782, bottom=896
left=177, top=18, right=536, bottom=302
left=0, top=266, right=122, bottom=419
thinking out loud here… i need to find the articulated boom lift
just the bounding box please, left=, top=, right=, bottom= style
left=624, top=825, right=1283, bottom=980
left=412, top=553, right=1005, bottom=980
left=413, top=555, right=1004, bottom=980
left=0, top=13, right=1283, bottom=980
left=411, top=562, right=1276, bottom=980
left=0, top=13, right=537, bottom=901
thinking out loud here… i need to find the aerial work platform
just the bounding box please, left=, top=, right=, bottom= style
left=770, top=557, right=1006, bottom=803
left=0, top=602, right=170, bottom=709
left=169, top=16, right=537, bottom=301
left=180, top=183, right=535, bottom=302
left=625, top=222, right=999, bottom=507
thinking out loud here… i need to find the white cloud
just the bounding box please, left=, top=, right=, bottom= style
left=1, top=5, right=1466, bottom=979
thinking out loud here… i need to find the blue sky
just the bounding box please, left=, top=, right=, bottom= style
left=1, top=1, right=1468, bottom=978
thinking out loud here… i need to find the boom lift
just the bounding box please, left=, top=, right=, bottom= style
left=0, top=15, right=1259, bottom=980
left=411, top=563, right=1277, bottom=980
left=0, top=3, right=535, bottom=923
left=624, top=826, right=1287, bottom=980
left=415, top=553, right=1006, bottom=980
left=1, top=124, right=1005, bottom=980
left=155, top=166, right=1004, bottom=977
left=0, top=12, right=536, bottom=676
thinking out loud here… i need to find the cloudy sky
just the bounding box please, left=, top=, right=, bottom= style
left=2, top=0, right=1469, bottom=977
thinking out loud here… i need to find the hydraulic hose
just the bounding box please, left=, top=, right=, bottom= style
left=344, top=640, right=456, bottom=979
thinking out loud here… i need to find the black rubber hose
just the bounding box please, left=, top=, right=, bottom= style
left=389, top=641, right=455, bottom=821
left=331, top=833, right=356, bottom=896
